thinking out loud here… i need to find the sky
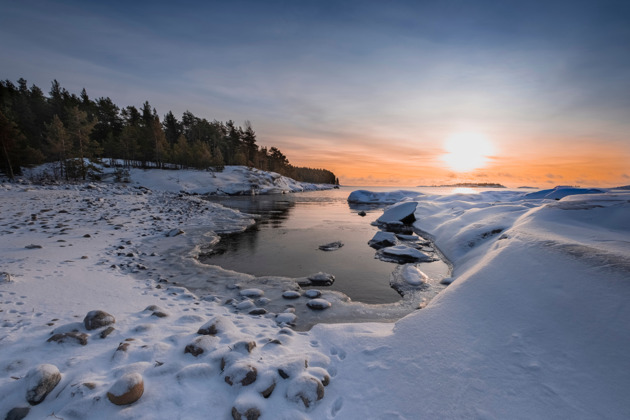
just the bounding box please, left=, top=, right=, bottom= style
left=2, top=0, right=629, bottom=187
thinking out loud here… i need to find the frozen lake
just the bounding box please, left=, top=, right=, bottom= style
left=201, top=186, right=450, bottom=304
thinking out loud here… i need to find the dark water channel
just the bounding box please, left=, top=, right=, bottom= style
left=201, top=187, right=448, bottom=304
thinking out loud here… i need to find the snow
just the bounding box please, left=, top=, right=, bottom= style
left=378, top=245, right=435, bottom=262
left=126, top=165, right=333, bottom=196
left=347, top=189, right=421, bottom=204
left=2, top=170, right=630, bottom=419
left=376, top=201, right=417, bottom=224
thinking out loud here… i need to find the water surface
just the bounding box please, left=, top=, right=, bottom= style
left=201, top=187, right=449, bottom=304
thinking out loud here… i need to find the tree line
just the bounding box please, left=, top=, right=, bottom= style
left=0, top=78, right=339, bottom=184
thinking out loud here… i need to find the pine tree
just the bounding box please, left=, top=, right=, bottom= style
left=0, top=110, right=24, bottom=178
left=45, top=115, right=69, bottom=179
left=66, top=106, right=98, bottom=179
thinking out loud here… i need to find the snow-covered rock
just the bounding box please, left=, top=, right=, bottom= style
left=107, top=372, right=144, bottom=405
left=378, top=245, right=435, bottom=263
left=368, top=231, right=398, bottom=249
left=377, top=201, right=418, bottom=224
left=307, top=299, right=332, bottom=310
left=390, top=264, right=429, bottom=296
left=25, top=364, right=61, bottom=406
left=83, top=310, right=115, bottom=330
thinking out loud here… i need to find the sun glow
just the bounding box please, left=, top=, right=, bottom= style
left=441, top=132, right=494, bottom=172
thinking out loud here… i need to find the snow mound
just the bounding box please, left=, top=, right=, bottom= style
left=524, top=185, right=604, bottom=200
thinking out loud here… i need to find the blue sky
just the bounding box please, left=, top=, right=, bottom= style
left=2, top=0, right=629, bottom=186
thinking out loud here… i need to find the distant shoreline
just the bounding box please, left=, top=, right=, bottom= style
left=417, top=183, right=507, bottom=188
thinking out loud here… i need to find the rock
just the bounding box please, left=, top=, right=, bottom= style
left=224, top=362, right=257, bottom=386
left=368, top=231, right=398, bottom=249
left=233, top=340, right=257, bottom=354
left=308, top=367, right=331, bottom=386
left=282, top=290, right=301, bottom=299
left=151, top=311, right=169, bottom=318
left=304, top=289, right=321, bottom=299
left=390, top=264, right=429, bottom=296
left=100, top=326, right=115, bottom=338
left=306, top=272, right=335, bottom=286
left=358, top=211, right=367, bottom=216
left=286, top=374, right=325, bottom=408
left=185, top=336, right=216, bottom=357
left=307, top=299, right=331, bottom=310
left=5, top=407, right=30, bottom=420
left=318, top=241, right=344, bottom=251
left=83, top=310, right=115, bottom=330
left=261, top=381, right=276, bottom=398
left=235, top=299, right=255, bottom=310
left=198, top=319, right=222, bottom=335
left=275, top=312, right=297, bottom=325
left=231, top=407, right=261, bottom=420
left=47, top=331, right=88, bottom=346
left=24, top=244, right=42, bottom=249
left=25, top=364, right=61, bottom=405
left=248, top=308, right=267, bottom=316
left=239, top=288, right=264, bottom=298
left=107, top=373, right=144, bottom=405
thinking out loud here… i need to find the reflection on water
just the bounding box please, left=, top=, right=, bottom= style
left=201, top=187, right=449, bottom=304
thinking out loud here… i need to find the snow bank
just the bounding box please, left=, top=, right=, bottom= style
left=309, top=189, right=630, bottom=419
left=128, top=166, right=334, bottom=195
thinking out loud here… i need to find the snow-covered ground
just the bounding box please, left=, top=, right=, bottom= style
left=1, top=168, right=629, bottom=419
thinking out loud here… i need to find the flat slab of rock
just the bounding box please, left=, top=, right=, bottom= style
left=318, top=241, right=343, bottom=251
left=47, top=331, right=88, bottom=346
left=368, top=231, right=397, bottom=249
left=305, top=272, right=335, bottom=286
left=377, top=201, right=417, bottom=224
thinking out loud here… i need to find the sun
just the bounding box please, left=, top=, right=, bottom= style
left=441, top=132, right=493, bottom=172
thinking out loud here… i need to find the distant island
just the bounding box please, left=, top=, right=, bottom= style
left=420, top=183, right=507, bottom=188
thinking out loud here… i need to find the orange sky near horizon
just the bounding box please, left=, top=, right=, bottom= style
left=277, top=132, right=630, bottom=188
